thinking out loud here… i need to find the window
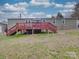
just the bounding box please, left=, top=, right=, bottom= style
left=62, top=19, right=65, bottom=24
left=53, top=19, right=55, bottom=23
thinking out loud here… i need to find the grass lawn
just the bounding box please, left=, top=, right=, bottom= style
left=0, top=30, right=79, bottom=59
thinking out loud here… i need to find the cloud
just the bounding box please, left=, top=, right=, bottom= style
left=24, top=12, right=51, bottom=18
left=17, top=12, right=52, bottom=18
left=64, top=2, right=76, bottom=9
left=46, top=14, right=52, bottom=18
left=30, top=0, right=76, bottom=8
left=51, top=2, right=76, bottom=9
left=53, top=2, right=76, bottom=18
left=30, top=12, right=46, bottom=18
left=60, top=9, right=74, bottom=13
left=58, top=2, right=76, bottom=18
left=2, top=2, right=28, bottom=12
left=30, top=0, right=51, bottom=7
left=0, top=2, right=29, bottom=22
left=0, top=1, right=77, bottom=22
left=59, top=9, right=74, bottom=18
left=0, top=11, right=5, bottom=15
left=55, top=3, right=63, bottom=8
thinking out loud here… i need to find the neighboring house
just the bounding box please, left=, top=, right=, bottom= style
left=76, top=19, right=79, bottom=29
left=55, top=18, right=77, bottom=30
left=0, top=22, right=7, bottom=34
left=64, top=18, right=77, bottom=29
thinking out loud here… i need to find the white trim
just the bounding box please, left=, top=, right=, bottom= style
left=0, top=26, right=2, bottom=33
left=76, top=20, right=79, bottom=29
left=63, top=19, right=65, bottom=24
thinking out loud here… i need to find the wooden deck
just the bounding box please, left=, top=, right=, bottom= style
left=6, top=22, right=57, bottom=36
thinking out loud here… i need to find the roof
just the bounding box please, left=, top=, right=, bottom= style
left=55, top=18, right=77, bottom=20
left=0, top=22, right=7, bottom=25
left=8, top=18, right=78, bottom=21
left=0, top=21, right=7, bottom=25
left=64, top=18, right=77, bottom=20
left=8, top=18, right=53, bottom=20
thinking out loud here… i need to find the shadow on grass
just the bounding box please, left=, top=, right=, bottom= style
left=0, top=33, right=28, bottom=41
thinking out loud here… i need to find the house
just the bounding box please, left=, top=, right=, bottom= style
left=0, top=22, right=7, bottom=34
left=8, top=18, right=55, bottom=29
left=7, top=17, right=78, bottom=30
left=55, top=18, right=77, bottom=30
left=0, top=16, right=78, bottom=35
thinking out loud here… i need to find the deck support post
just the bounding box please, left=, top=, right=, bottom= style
left=48, top=29, right=50, bottom=34
left=21, top=30, right=23, bottom=34
left=20, top=30, right=22, bottom=34
left=32, top=29, right=34, bottom=34
left=21, top=30, right=24, bottom=34
left=46, top=29, right=49, bottom=34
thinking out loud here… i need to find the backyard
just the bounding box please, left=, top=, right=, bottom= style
left=0, top=29, right=79, bottom=59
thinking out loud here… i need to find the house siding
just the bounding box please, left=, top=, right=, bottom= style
left=64, top=19, right=76, bottom=29
left=55, top=19, right=65, bottom=30
left=8, top=19, right=25, bottom=29
left=54, top=19, right=77, bottom=30
left=8, top=18, right=77, bottom=30
left=8, top=18, right=55, bottom=29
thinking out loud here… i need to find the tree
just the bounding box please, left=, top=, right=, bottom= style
left=56, top=12, right=64, bottom=19
left=71, top=3, right=79, bottom=19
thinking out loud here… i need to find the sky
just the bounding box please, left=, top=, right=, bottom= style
left=0, top=0, right=78, bottom=22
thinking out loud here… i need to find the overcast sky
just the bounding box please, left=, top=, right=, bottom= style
left=0, top=0, right=78, bottom=22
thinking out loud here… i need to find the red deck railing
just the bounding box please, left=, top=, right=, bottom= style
left=6, top=22, right=57, bottom=36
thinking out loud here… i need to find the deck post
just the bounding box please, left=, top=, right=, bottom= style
left=20, top=29, right=24, bottom=34
left=32, top=29, right=34, bottom=34
left=46, top=29, right=49, bottom=34
left=20, top=30, right=22, bottom=34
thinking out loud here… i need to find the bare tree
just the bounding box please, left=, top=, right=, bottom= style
left=71, top=3, right=79, bottom=19
left=56, top=12, right=64, bottom=19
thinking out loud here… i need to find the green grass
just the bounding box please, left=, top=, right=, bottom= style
left=0, top=30, right=79, bottom=59
left=0, top=34, right=29, bottom=41
left=0, top=43, right=78, bottom=59
left=58, top=46, right=79, bottom=59
left=66, top=30, right=79, bottom=36
left=0, top=32, right=54, bottom=41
